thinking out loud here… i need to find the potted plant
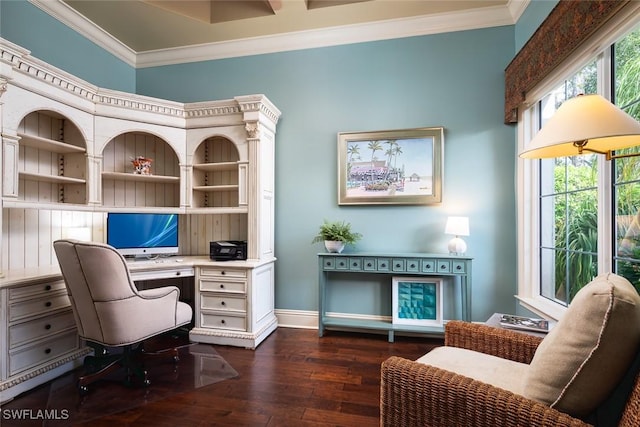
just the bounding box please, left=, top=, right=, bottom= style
left=312, top=219, right=362, bottom=253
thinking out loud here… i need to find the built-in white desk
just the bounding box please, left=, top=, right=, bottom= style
left=0, top=255, right=277, bottom=402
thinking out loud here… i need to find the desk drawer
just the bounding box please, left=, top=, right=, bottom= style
left=9, top=280, right=67, bottom=300
left=130, top=267, right=194, bottom=282
left=199, top=267, right=247, bottom=279
left=9, top=294, right=71, bottom=322
left=9, top=331, right=78, bottom=376
left=9, top=310, right=76, bottom=349
left=200, top=313, right=246, bottom=331
left=201, top=294, right=246, bottom=313
left=200, top=280, right=246, bottom=294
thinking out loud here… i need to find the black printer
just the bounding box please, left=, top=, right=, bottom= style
left=210, top=240, right=247, bottom=261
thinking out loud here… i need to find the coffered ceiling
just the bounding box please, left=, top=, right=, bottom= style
left=32, top=0, right=527, bottom=67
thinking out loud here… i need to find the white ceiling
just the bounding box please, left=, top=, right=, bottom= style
left=31, top=0, right=528, bottom=67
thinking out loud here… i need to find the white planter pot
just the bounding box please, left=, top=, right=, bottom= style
left=324, top=240, right=345, bottom=253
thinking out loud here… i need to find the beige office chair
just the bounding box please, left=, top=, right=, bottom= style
left=53, top=239, right=193, bottom=394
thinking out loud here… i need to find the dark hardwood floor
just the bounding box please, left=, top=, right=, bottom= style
left=1, top=328, right=441, bottom=426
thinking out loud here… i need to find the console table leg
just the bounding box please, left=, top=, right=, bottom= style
left=388, top=330, right=394, bottom=343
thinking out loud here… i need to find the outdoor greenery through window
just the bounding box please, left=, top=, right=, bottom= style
left=536, top=24, right=640, bottom=306
left=538, top=63, right=598, bottom=305
left=613, top=27, right=640, bottom=293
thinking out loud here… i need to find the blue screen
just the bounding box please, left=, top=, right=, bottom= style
left=107, top=213, right=178, bottom=251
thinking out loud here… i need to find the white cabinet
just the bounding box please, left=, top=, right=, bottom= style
left=0, top=40, right=280, bottom=398
left=191, top=261, right=277, bottom=349
left=0, top=275, right=88, bottom=403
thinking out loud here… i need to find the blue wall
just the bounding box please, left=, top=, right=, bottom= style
left=137, top=29, right=516, bottom=320
left=0, top=1, right=558, bottom=322
left=0, top=1, right=135, bottom=92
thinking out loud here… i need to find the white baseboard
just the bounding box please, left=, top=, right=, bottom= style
left=274, top=309, right=318, bottom=329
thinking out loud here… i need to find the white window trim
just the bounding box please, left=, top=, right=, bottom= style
left=515, top=3, right=640, bottom=321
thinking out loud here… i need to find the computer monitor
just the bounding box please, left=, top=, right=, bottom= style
left=106, top=212, right=179, bottom=258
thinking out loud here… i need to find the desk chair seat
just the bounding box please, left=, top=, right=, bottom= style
left=54, top=239, right=193, bottom=394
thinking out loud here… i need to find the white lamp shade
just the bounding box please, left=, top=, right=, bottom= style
left=445, top=216, right=469, bottom=236
left=520, top=94, right=640, bottom=159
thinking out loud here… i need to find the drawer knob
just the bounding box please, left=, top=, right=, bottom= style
left=219, top=284, right=225, bottom=289
left=367, top=263, right=372, bottom=267
left=410, top=263, right=416, bottom=268
left=176, top=272, right=181, bottom=276
left=45, top=301, right=52, bottom=307
left=45, top=348, right=51, bottom=354
left=426, top=264, right=432, bottom=268
left=456, top=265, right=462, bottom=270
left=380, top=263, right=386, bottom=268
left=395, top=263, right=401, bottom=268
left=221, top=301, right=226, bottom=306
left=221, top=271, right=226, bottom=275
left=221, top=319, right=226, bottom=324
left=441, top=265, right=447, bottom=269
left=45, top=324, right=52, bottom=330
left=45, top=285, right=52, bottom=291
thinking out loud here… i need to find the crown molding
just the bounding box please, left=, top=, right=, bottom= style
left=30, top=0, right=529, bottom=69
left=507, top=0, right=529, bottom=23
left=29, top=0, right=137, bottom=66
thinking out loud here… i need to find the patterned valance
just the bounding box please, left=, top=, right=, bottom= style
left=504, top=0, right=630, bottom=124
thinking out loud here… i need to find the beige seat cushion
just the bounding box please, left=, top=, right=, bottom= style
left=416, top=346, right=528, bottom=395
left=524, top=273, right=640, bottom=417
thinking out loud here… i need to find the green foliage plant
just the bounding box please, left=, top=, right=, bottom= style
left=312, top=220, right=362, bottom=245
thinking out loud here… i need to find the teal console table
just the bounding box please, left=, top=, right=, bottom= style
left=318, top=252, right=473, bottom=342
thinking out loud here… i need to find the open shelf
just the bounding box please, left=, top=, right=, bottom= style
left=19, top=172, right=86, bottom=185
left=100, top=132, right=181, bottom=208
left=102, top=171, right=179, bottom=184
left=192, top=184, right=239, bottom=192
left=17, top=132, right=85, bottom=154
left=13, top=111, right=88, bottom=205
left=191, top=137, right=241, bottom=209
left=193, top=161, right=239, bottom=172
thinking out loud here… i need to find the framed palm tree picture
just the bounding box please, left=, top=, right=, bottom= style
left=337, top=127, right=444, bottom=205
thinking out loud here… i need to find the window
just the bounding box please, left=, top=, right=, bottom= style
left=613, top=28, right=640, bottom=293
left=518, top=17, right=640, bottom=319
left=538, top=65, right=598, bottom=306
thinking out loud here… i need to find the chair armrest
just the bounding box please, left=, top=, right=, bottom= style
left=138, top=286, right=180, bottom=300
left=380, top=356, right=592, bottom=427
left=445, top=320, right=543, bottom=364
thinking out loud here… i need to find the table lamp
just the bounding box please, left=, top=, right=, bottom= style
left=445, top=216, right=469, bottom=255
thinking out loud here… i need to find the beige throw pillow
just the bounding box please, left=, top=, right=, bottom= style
left=523, top=273, right=640, bottom=417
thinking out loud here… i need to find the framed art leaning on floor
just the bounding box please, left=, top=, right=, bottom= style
left=392, top=276, right=444, bottom=327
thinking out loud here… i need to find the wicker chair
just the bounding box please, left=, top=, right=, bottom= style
left=381, top=320, right=640, bottom=427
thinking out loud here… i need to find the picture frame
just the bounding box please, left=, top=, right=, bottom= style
left=392, top=276, right=444, bottom=327
left=338, top=127, right=444, bottom=205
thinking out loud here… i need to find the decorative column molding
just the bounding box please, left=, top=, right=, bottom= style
left=2, top=133, right=19, bottom=198
left=0, top=78, right=8, bottom=98
left=86, top=154, right=102, bottom=206
left=245, top=121, right=260, bottom=139
left=504, top=0, right=630, bottom=124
